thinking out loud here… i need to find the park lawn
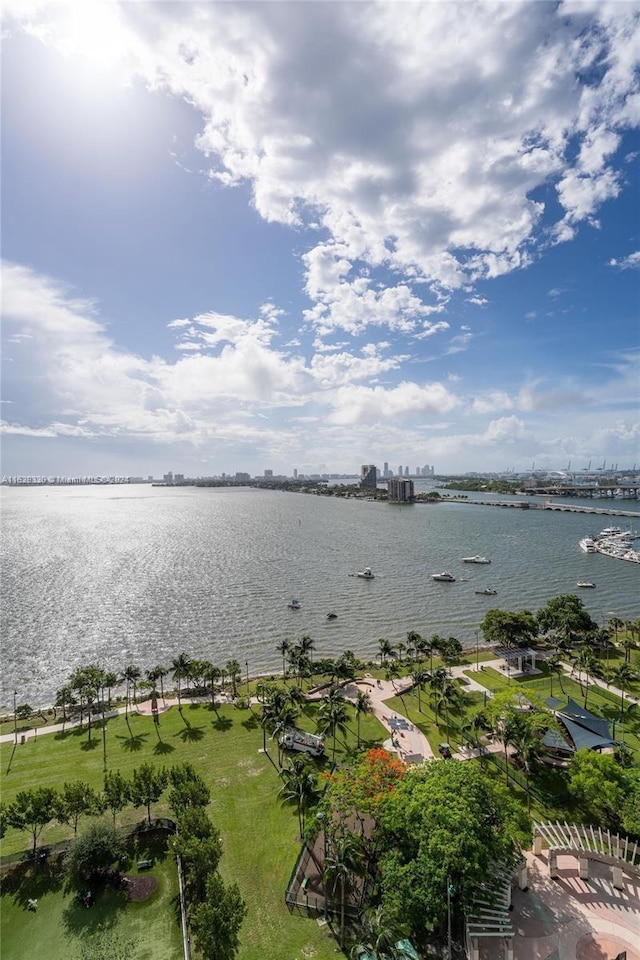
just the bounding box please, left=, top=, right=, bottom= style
left=0, top=831, right=181, bottom=960
left=0, top=699, right=388, bottom=960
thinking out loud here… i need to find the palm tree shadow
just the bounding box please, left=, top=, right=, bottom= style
left=176, top=725, right=205, bottom=743
left=153, top=740, right=175, bottom=755
left=116, top=733, right=149, bottom=752
left=212, top=716, right=233, bottom=732
left=242, top=714, right=259, bottom=731
left=81, top=738, right=100, bottom=752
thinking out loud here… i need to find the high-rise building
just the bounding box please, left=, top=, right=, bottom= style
left=360, top=464, right=378, bottom=489
left=293, top=468, right=298, bottom=479
left=264, top=469, right=273, bottom=478
left=398, top=465, right=403, bottom=477
left=388, top=477, right=414, bottom=502
left=404, top=466, right=409, bottom=477
left=383, top=461, right=389, bottom=478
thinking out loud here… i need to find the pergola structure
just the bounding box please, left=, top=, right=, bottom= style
left=464, top=853, right=528, bottom=960
left=533, top=821, right=640, bottom=889
left=493, top=647, right=538, bottom=677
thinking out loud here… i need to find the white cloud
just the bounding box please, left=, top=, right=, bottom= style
left=608, top=251, right=640, bottom=270
left=327, top=381, right=460, bottom=426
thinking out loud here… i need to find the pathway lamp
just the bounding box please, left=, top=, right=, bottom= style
left=13, top=689, right=17, bottom=745
left=245, top=660, right=249, bottom=690
left=475, top=630, right=479, bottom=671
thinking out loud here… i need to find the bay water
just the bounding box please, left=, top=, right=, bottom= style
left=1, top=484, right=638, bottom=711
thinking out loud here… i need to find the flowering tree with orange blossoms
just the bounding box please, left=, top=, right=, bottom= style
left=321, top=748, right=406, bottom=823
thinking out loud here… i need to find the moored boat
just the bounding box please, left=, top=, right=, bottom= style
left=576, top=581, right=596, bottom=588
left=461, top=556, right=491, bottom=564
left=432, top=572, right=456, bottom=582
left=356, top=567, right=375, bottom=579
left=475, top=588, right=497, bottom=595
left=288, top=598, right=301, bottom=609
left=579, top=537, right=597, bottom=553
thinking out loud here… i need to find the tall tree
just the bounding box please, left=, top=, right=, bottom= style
left=537, top=594, right=597, bottom=646
left=171, top=653, right=192, bottom=708
left=323, top=828, right=365, bottom=949
left=189, top=873, right=247, bottom=960
left=546, top=653, right=565, bottom=698
left=102, top=770, right=130, bottom=827
left=57, top=781, right=101, bottom=836
left=318, top=688, right=349, bottom=761
left=64, top=821, right=126, bottom=894
left=355, top=689, right=373, bottom=747
left=572, top=647, right=603, bottom=707
left=378, top=638, right=395, bottom=666
left=225, top=659, right=241, bottom=698
left=277, top=639, right=291, bottom=680
left=480, top=608, right=537, bottom=649
left=611, top=662, right=638, bottom=719
left=278, top=757, right=319, bottom=838
left=6, top=786, right=59, bottom=855
left=129, top=763, right=168, bottom=825
left=122, top=663, right=141, bottom=716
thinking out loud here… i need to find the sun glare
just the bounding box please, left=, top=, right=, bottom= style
left=56, top=1, right=134, bottom=84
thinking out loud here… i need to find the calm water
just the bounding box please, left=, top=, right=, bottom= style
left=1, top=484, right=639, bottom=710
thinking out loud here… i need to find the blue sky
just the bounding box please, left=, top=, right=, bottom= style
left=1, top=0, right=639, bottom=478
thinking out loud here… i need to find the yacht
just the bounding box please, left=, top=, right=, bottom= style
left=356, top=567, right=375, bottom=579
left=461, top=556, right=491, bottom=564
left=326, top=612, right=338, bottom=620
left=579, top=537, right=597, bottom=554
left=576, top=581, right=596, bottom=589
left=288, top=598, right=301, bottom=610
left=475, top=588, right=497, bottom=596
left=432, top=572, right=456, bottom=582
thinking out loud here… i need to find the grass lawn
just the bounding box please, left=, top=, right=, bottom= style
left=0, top=829, right=181, bottom=960
left=1, top=698, right=387, bottom=960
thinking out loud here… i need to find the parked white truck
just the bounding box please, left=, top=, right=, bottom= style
left=279, top=727, right=325, bottom=757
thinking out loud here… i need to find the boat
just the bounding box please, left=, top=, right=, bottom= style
left=475, top=588, right=497, bottom=596
left=576, top=581, right=596, bottom=589
left=356, top=567, right=375, bottom=579
left=579, top=537, right=597, bottom=554
left=288, top=598, right=301, bottom=609
left=326, top=612, right=338, bottom=620
left=461, top=556, right=491, bottom=564
left=432, top=572, right=456, bottom=582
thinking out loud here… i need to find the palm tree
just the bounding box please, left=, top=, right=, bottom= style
left=278, top=757, right=319, bottom=837
left=461, top=709, right=492, bottom=762
left=378, top=638, right=395, bottom=667
left=171, top=653, right=192, bottom=709
left=277, top=638, right=291, bottom=680
left=226, top=659, right=241, bottom=698
left=353, top=904, right=408, bottom=960
left=611, top=662, right=638, bottom=720
left=354, top=690, right=372, bottom=747
left=323, top=830, right=365, bottom=950
left=300, top=635, right=315, bottom=671
left=411, top=668, right=428, bottom=712
left=103, top=671, right=118, bottom=708
left=621, top=620, right=639, bottom=663
left=573, top=647, right=603, bottom=707
left=546, top=654, right=564, bottom=698
left=318, top=688, right=349, bottom=761
left=406, top=630, right=422, bottom=664
left=122, top=663, right=141, bottom=715
left=203, top=662, right=222, bottom=708
left=508, top=712, right=547, bottom=812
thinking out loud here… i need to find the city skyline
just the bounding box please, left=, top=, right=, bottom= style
left=1, top=2, right=639, bottom=479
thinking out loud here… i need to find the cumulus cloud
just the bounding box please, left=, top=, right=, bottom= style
left=608, top=251, right=640, bottom=270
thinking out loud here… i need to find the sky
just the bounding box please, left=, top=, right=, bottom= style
left=1, top=0, right=639, bottom=479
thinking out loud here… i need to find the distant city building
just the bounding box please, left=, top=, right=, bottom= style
left=235, top=472, right=251, bottom=481
left=398, top=465, right=403, bottom=477
left=388, top=477, right=414, bottom=502
left=174, top=473, right=184, bottom=482
left=264, top=469, right=273, bottom=478
left=360, top=464, right=378, bottom=489
left=163, top=471, right=173, bottom=483
left=383, top=461, right=389, bottom=478
left=293, top=468, right=298, bottom=479
left=404, top=466, right=409, bottom=477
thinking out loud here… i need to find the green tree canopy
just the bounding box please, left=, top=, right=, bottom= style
left=479, top=609, right=537, bottom=648
left=567, top=749, right=630, bottom=830
left=64, top=821, right=127, bottom=894
left=377, top=761, right=530, bottom=939
left=129, top=763, right=168, bottom=825
left=189, top=873, right=247, bottom=960
left=536, top=594, right=597, bottom=644
left=6, top=786, right=59, bottom=855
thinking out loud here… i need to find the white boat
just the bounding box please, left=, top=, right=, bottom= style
left=579, top=537, right=597, bottom=554
left=461, top=556, right=491, bottom=564
left=576, top=581, right=596, bottom=588
left=475, top=588, right=497, bottom=596
left=432, top=572, right=456, bottom=582
left=288, top=598, right=301, bottom=609
left=356, top=567, right=375, bottom=579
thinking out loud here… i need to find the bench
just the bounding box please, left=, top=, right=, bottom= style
left=300, top=875, right=310, bottom=892
left=137, top=859, right=153, bottom=870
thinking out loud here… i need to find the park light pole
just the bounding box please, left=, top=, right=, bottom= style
left=446, top=874, right=454, bottom=960
left=245, top=660, right=249, bottom=690
left=13, top=689, right=17, bottom=744
left=475, top=630, right=479, bottom=671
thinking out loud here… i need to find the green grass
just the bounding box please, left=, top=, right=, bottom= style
left=0, top=830, right=181, bottom=960
left=1, top=699, right=386, bottom=960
